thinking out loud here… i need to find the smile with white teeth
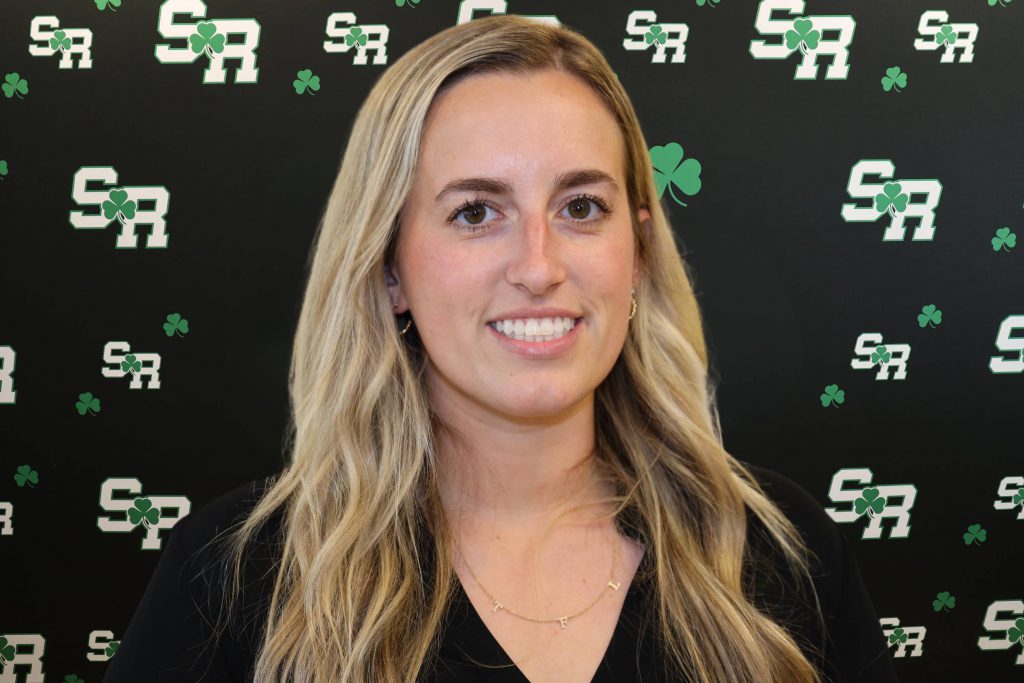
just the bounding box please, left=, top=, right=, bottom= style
left=490, top=316, right=579, bottom=342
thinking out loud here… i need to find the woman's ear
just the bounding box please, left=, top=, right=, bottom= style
left=633, top=207, right=652, bottom=290
left=384, top=262, right=407, bottom=313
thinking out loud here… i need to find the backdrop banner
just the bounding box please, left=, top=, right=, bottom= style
left=1, top=1, right=1022, bottom=681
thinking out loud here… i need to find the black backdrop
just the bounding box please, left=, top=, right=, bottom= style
left=2, top=1, right=1023, bottom=681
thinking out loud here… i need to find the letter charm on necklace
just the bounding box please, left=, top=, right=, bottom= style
left=491, top=600, right=504, bottom=613
left=559, top=616, right=569, bottom=629
left=608, top=580, right=621, bottom=591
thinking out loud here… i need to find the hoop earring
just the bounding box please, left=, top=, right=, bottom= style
left=393, top=303, right=413, bottom=335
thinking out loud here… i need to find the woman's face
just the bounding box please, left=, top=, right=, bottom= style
left=388, top=68, right=650, bottom=422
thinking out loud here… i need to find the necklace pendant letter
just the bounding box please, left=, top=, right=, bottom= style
left=491, top=600, right=503, bottom=613
left=559, top=616, right=568, bottom=629
left=608, top=580, right=621, bottom=591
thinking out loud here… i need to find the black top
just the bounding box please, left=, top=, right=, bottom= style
left=102, top=463, right=899, bottom=682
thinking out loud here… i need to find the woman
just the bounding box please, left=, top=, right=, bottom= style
left=104, top=14, right=898, bottom=683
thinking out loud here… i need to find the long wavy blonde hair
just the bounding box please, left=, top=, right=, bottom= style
left=204, top=13, right=827, bottom=683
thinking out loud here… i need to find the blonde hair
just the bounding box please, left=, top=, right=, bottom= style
left=204, top=14, right=827, bottom=682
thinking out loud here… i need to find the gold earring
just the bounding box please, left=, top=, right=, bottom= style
left=628, top=290, right=637, bottom=321
left=394, top=303, right=412, bottom=335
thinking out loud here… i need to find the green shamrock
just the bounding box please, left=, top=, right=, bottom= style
left=785, top=18, right=820, bottom=55
left=696, top=0, right=722, bottom=6
left=293, top=69, right=320, bottom=95
left=644, top=25, right=667, bottom=45
left=881, top=66, right=907, bottom=93
left=870, top=345, right=891, bottom=365
left=963, top=523, right=986, bottom=545
left=128, top=498, right=161, bottom=528
left=854, top=487, right=886, bottom=517
left=102, top=188, right=137, bottom=223
left=50, top=30, right=72, bottom=52
left=64, top=675, right=85, bottom=683
left=0, top=159, right=7, bottom=179
left=105, top=640, right=120, bottom=658
left=163, top=312, right=190, bottom=337
left=1008, top=618, right=1024, bottom=644
left=649, top=142, right=701, bottom=206
left=3, top=73, right=29, bottom=99
left=932, top=591, right=956, bottom=612
left=888, top=627, right=908, bottom=645
left=874, top=182, right=909, bottom=216
left=189, top=21, right=226, bottom=58
left=819, top=384, right=845, bottom=407
left=0, top=636, right=16, bottom=662
left=992, top=226, right=1017, bottom=252
left=346, top=27, right=368, bottom=47
left=75, top=391, right=101, bottom=415
left=917, top=304, right=942, bottom=328
left=14, top=464, right=39, bottom=488
left=95, top=0, right=122, bottom=9
left=934, top=24, right=958, bottom=45
left=396, top=0, right=421, bottom=6
left=1013, top=487, right=1024, bottom=508
left=121, top=353, right=142, bottom=374
left=989, top=0, right=1014, bottom=5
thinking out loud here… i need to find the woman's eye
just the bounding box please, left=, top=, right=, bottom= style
left=448, top=194, right=611, bottom=233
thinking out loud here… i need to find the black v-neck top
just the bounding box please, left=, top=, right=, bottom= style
left=102, top=464, right=899, bottom=682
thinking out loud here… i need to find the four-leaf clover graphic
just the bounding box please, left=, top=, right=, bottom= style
left=888, top=628, right=908, bottom=645
left=14, top=464, right=39, bottom=488
left=121, top=353, right=142, bottom=374
left=49, top=30, right=72, bottom=53
left=785, top=18, right=820, bottom=55
left=992, top=226, right=1016, bottom=252
left=874, top=182, right=909, bottom=216
left=346, top=27, right=369, bottom=47
left=164, top=312, right=190, bottom=337
left=95, top=0, right=122, bottom=10
left=76, top=391, right=102, bottom=415
left=293, top=69, right=320, bottom=95
left=1008, top=618, right=1024, bottom=645
left=820, top=384, right=845, bottom=407
left=102, top=189, right=137, bottom=223
left=645, top=25, right=667, bottom=45
left=933, top=591, right=956, bottom=612
left=189, top=21, right=226, bottom=58
left=881, top=66, right=907, bottom=93
left=934, top=24, right=958, bottom=45
left=870, top=345, right=891, bottom=365
left=854, top=487, right=886, bottom=518
left=0, top=636, right=16, bottom=663
left=917, top=304, right=942, bottom=328
left=3, top=72, right=29, bottom=99
left=963, top=523, right=986, bottom=545
left=128, top=497, right=161, bottom=529
left=650, top=142, right=702, bottom=206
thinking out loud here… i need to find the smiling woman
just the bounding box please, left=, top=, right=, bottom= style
left=104, top=13, right=897, bottom=683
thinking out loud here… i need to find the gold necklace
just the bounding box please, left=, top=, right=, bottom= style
left=454, top=533, right=622, bottom=630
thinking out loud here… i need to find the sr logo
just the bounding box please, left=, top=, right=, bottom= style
left=69, top=167, right=170, bottom=249
left=324, top=13, right=390, bottom=65
left=154, top=0, right=261, bottom=84
left=97, top=478, right=190, bottom=551
left=622, top=11, right=688, bottom=64
left=455, top=0, right=559, bottom=26
left=913, top=10, right=978, bottom=63
left=29, top=16, right=93, bottom=69
left=823, top=467, right=917, bottom=539
left=101, top=341, right=162, bottom=390
left=851, top=332, right=910, bottom=380
left=977, top=600, right=1024, bottom=665
left=749, top=0, right=855, bottom=80
left=841, top=160, right=942, bottom=242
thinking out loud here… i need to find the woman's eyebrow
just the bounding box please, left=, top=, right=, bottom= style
left=434, top=168, right=618, bottom=203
